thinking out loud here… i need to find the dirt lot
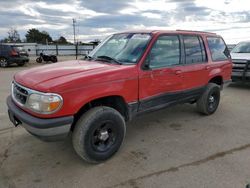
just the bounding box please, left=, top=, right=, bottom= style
left=1, top=57, right=250, bottom=188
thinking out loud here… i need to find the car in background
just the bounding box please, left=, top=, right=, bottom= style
left=231, top=41, right=250, bottom=82
left=0, top=44, right=29, bottom=67
left=227, top=44, right=236, bottom=52
left=13, top=45, right=29, bottom=57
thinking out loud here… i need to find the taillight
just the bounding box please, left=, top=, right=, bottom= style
left=10, top=50, right=18, bottom=56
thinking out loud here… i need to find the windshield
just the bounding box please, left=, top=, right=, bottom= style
left=231, top=42, right=250, bottom=53
left=89, top=33, right=151, bottom=64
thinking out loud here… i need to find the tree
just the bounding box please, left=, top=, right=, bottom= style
left=25, top=28, right=53, bottom=44
left=5, top=28, right=21, bottom=43
left=55, top=36, right=68, bottom=44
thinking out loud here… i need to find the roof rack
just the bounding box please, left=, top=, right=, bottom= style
left=176, top=30, right=216, bottom=34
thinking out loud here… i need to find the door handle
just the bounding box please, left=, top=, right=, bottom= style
left=175, top=70, right=182, bottom=75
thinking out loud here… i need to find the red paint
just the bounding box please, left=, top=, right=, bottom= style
left=13, top=30, right=232, bottom=119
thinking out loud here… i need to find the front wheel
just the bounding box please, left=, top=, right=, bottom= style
left=72, top=106, right=126, bottom=163
left=197, top=83, right=221, bottom=115
left=36, top=57, right=42, bottom=63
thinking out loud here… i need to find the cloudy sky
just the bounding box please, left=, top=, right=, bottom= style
left=0, top=0, right=250, bottom=44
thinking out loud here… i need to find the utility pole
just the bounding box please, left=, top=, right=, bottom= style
left=72, top=18, right=77, bottom=59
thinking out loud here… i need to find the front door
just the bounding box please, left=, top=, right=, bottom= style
left=139, top=35, right=184, bottom=112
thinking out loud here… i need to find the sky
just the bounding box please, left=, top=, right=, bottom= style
left=0, top=0, right=250, bottom=44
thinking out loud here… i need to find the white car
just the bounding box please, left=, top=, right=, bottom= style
left=230, top=42, right=250, bottom=82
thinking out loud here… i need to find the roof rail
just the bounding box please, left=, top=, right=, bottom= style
left=176, top=29, right=216, bottom=34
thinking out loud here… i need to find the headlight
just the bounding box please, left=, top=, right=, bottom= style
left=27, top=93, right=63, bottom=114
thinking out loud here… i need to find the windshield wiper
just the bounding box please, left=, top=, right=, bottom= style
left=96, top=55, right=122, bottom=65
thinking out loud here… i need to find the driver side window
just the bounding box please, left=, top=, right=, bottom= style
left=148, top=35, right=180, bottom=69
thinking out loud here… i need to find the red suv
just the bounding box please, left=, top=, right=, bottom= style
left=7, top=30, right=232, bottom=163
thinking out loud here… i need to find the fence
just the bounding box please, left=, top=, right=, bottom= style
left=2, top=43, right=97, bottom=57
left=36, top=44, right=96, bottom=56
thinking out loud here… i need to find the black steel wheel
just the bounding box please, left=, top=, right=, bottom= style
left=197, top=83, right=221, bottom=115
left=72, top=106, right=126, bottom=163
left=91, top=121, right=118, bottom=152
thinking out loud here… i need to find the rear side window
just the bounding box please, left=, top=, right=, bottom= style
left=183, top=35, right=207, bottom=64
left=207, top=37, right=230, bottom=61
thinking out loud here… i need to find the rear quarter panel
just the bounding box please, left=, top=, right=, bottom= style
left=203, top=34, right=232, bottom=82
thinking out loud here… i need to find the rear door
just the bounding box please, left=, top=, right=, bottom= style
left=180, top=35, right=208, bottom=97
left=139, top=35, right=184, bottom=111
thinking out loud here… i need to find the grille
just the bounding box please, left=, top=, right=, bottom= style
left=12, top=82, right=29, bottom=105
left=232, top=60, right=250, bottom=73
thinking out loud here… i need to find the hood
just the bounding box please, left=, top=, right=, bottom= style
left=231, top=52, right=250, bottom=60
left=14, top=60, right=137, bottom=92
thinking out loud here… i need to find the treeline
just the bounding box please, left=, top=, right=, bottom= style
left=1, top=28, right=70, bottom=44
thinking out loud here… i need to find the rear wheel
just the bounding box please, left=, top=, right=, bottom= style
left=51, top=56, right=57, bottom=63
left=197, top=83, right=220, bottom=115
left=0, top=58, right=8, bottom=67
left=17, top=61, right=25, bottom=66
left=72, top=106, right=126, bottom=163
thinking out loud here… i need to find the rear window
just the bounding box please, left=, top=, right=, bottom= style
left=207, top=37, right=230, bottom=61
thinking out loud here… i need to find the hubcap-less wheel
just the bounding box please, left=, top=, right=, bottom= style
left=208, top=93, right=219, bottom=112
left=0, top=58, right=8, bottom=67
left=208, top=95, right=216, bottom=111
left=197, top=83, right=220, bottom=115
left=92, top=121, right=117, bottom=152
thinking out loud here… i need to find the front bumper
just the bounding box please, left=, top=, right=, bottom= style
left=232, top=72, right=250, bottom=81
left=232, top=60, right=250, bottom=82
left=6, top=96, right=74, bottom=141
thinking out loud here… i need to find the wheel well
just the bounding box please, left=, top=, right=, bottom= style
left=209, top=76, right=223, bottom=86
left=71, top=96, right=128, bottom=131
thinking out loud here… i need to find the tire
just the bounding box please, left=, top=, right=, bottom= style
left=0, top=58, right=8, bottom=67
left=36, top=57, right=42, bottom=63
left=72, top=106, right=126, bottom=163
left=197, top=83, right=221, bottom=115
left=17, top=62, right=25, bottom=66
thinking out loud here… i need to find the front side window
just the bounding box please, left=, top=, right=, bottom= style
left=183, top=35, right=207, bottom=64
left=207, top=37, right=230, bottom=61
left=148, top=35, right=180, bottom=68
left=89, top=33, right=151, bottom=64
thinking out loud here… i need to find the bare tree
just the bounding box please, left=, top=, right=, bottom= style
left=7, top=28, right=21, bottom=43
